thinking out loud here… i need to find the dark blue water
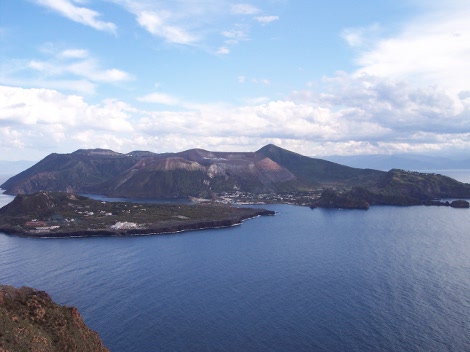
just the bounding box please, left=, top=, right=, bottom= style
left=1, top=200, right=470, bottom=351
left=1, top=169, right=470, bottom=351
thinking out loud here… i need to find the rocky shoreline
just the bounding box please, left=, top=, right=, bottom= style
left=0, top=210, right=274, bottom=238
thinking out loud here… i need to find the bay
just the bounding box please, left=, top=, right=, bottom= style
left=0, top=171, right=470, bottom=351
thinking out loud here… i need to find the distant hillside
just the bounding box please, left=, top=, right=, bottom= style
left=257, top=144, right=385, bottom=187
left=1, top=149, right=141, bottom=195
left=2, top=145, right=470, bottom=201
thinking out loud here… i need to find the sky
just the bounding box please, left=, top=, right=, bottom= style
left=1, top=0, right=469, bottom=161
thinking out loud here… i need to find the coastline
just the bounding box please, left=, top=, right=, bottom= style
left=0, top=207, right=275, bottom=239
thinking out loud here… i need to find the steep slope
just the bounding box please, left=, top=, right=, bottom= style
left=0, top=285, right=109, bottom=351
left=257, top=144, right=385, bottom=187
left=105, top=156, right=211, bottom=198
left=1, top=149, right=142, bottom=195
left=105, top=150, right=297, bottom=197
left=176, top=149, right=297, bottom=193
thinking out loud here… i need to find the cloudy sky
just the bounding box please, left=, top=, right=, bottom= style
left=1, top=0, right=469, bottom=161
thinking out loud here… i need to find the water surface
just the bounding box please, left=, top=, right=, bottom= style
left=1, top=170, right=469, bottom=351
left=1, top=202, right=469, bottom=351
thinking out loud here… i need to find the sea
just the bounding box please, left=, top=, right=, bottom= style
left=1, top=170, right=469, bottom=352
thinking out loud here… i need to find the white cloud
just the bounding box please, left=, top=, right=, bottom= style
left=255, top=16, right=279, bottom=25
left=107, top=1, right=278, bottom=52
left=222, top=29, right=247, bottom=40
left=136, top=10, right=199, bottom=44
left=231, top=4, right=261, bottom=15
left=1, top=46, right=132, bottom=95
left=1, top=83, right=470, bottom=160
left=108, top=1, right=210, bottom=45
left=237, top=75, right=270, bottom=85
left=245, top=96, right=270, bottom=105
left=222, top=28, right=249, bottom=44
left=289, top=0, right=470, bottom=155
left=0, top=86, right=133, bottom=131
left=137, top=92, right=180, bottom=105
left=0, top=86, right=137, bottom=159
left=347, top=3, right=470, bottom=93
left=59, top=49, right=89, bottom=59
left=217, top=46, right=230, bottom=55
left=34, top=0, right=116, bottom=33
left=341, top=24, right=381, bottom=48
left=251, top=78, right=270, bottom=85
left=291, top=72, right=470, bottom=150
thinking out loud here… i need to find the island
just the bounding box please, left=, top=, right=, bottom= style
left=2, top=145, right=470, bottom=211
left=0, top=192, right=275, bottom=238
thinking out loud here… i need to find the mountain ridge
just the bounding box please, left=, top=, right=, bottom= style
left=2, top=144, right=470, bottom=202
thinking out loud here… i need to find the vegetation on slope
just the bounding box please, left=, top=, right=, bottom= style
left=0, top=285, right=109, bottom=351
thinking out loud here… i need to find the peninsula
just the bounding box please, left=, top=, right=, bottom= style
left=0, top=192, right=275, bottom=238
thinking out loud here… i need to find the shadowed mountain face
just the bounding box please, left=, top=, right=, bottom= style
left=257, top=144, right=385, bottom=187
left=2, top=145, right=470, bottom=200
left=0, top=149, right=141, bottom=195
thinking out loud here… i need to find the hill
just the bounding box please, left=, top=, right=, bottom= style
left=257, top=144, right=385, bottom=187
left=2, top=145, right=470, bottom=203
left=0, top=149, right=141, bottom=195
left=0, top=284, right=109, bottom=351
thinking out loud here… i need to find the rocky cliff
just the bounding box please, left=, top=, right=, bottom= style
left=0, top=285, right=108, bottom=351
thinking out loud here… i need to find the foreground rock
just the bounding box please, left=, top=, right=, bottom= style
left=0, top=285, right=109, bottom=351
left=0, top=192, right=275, bottom=238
